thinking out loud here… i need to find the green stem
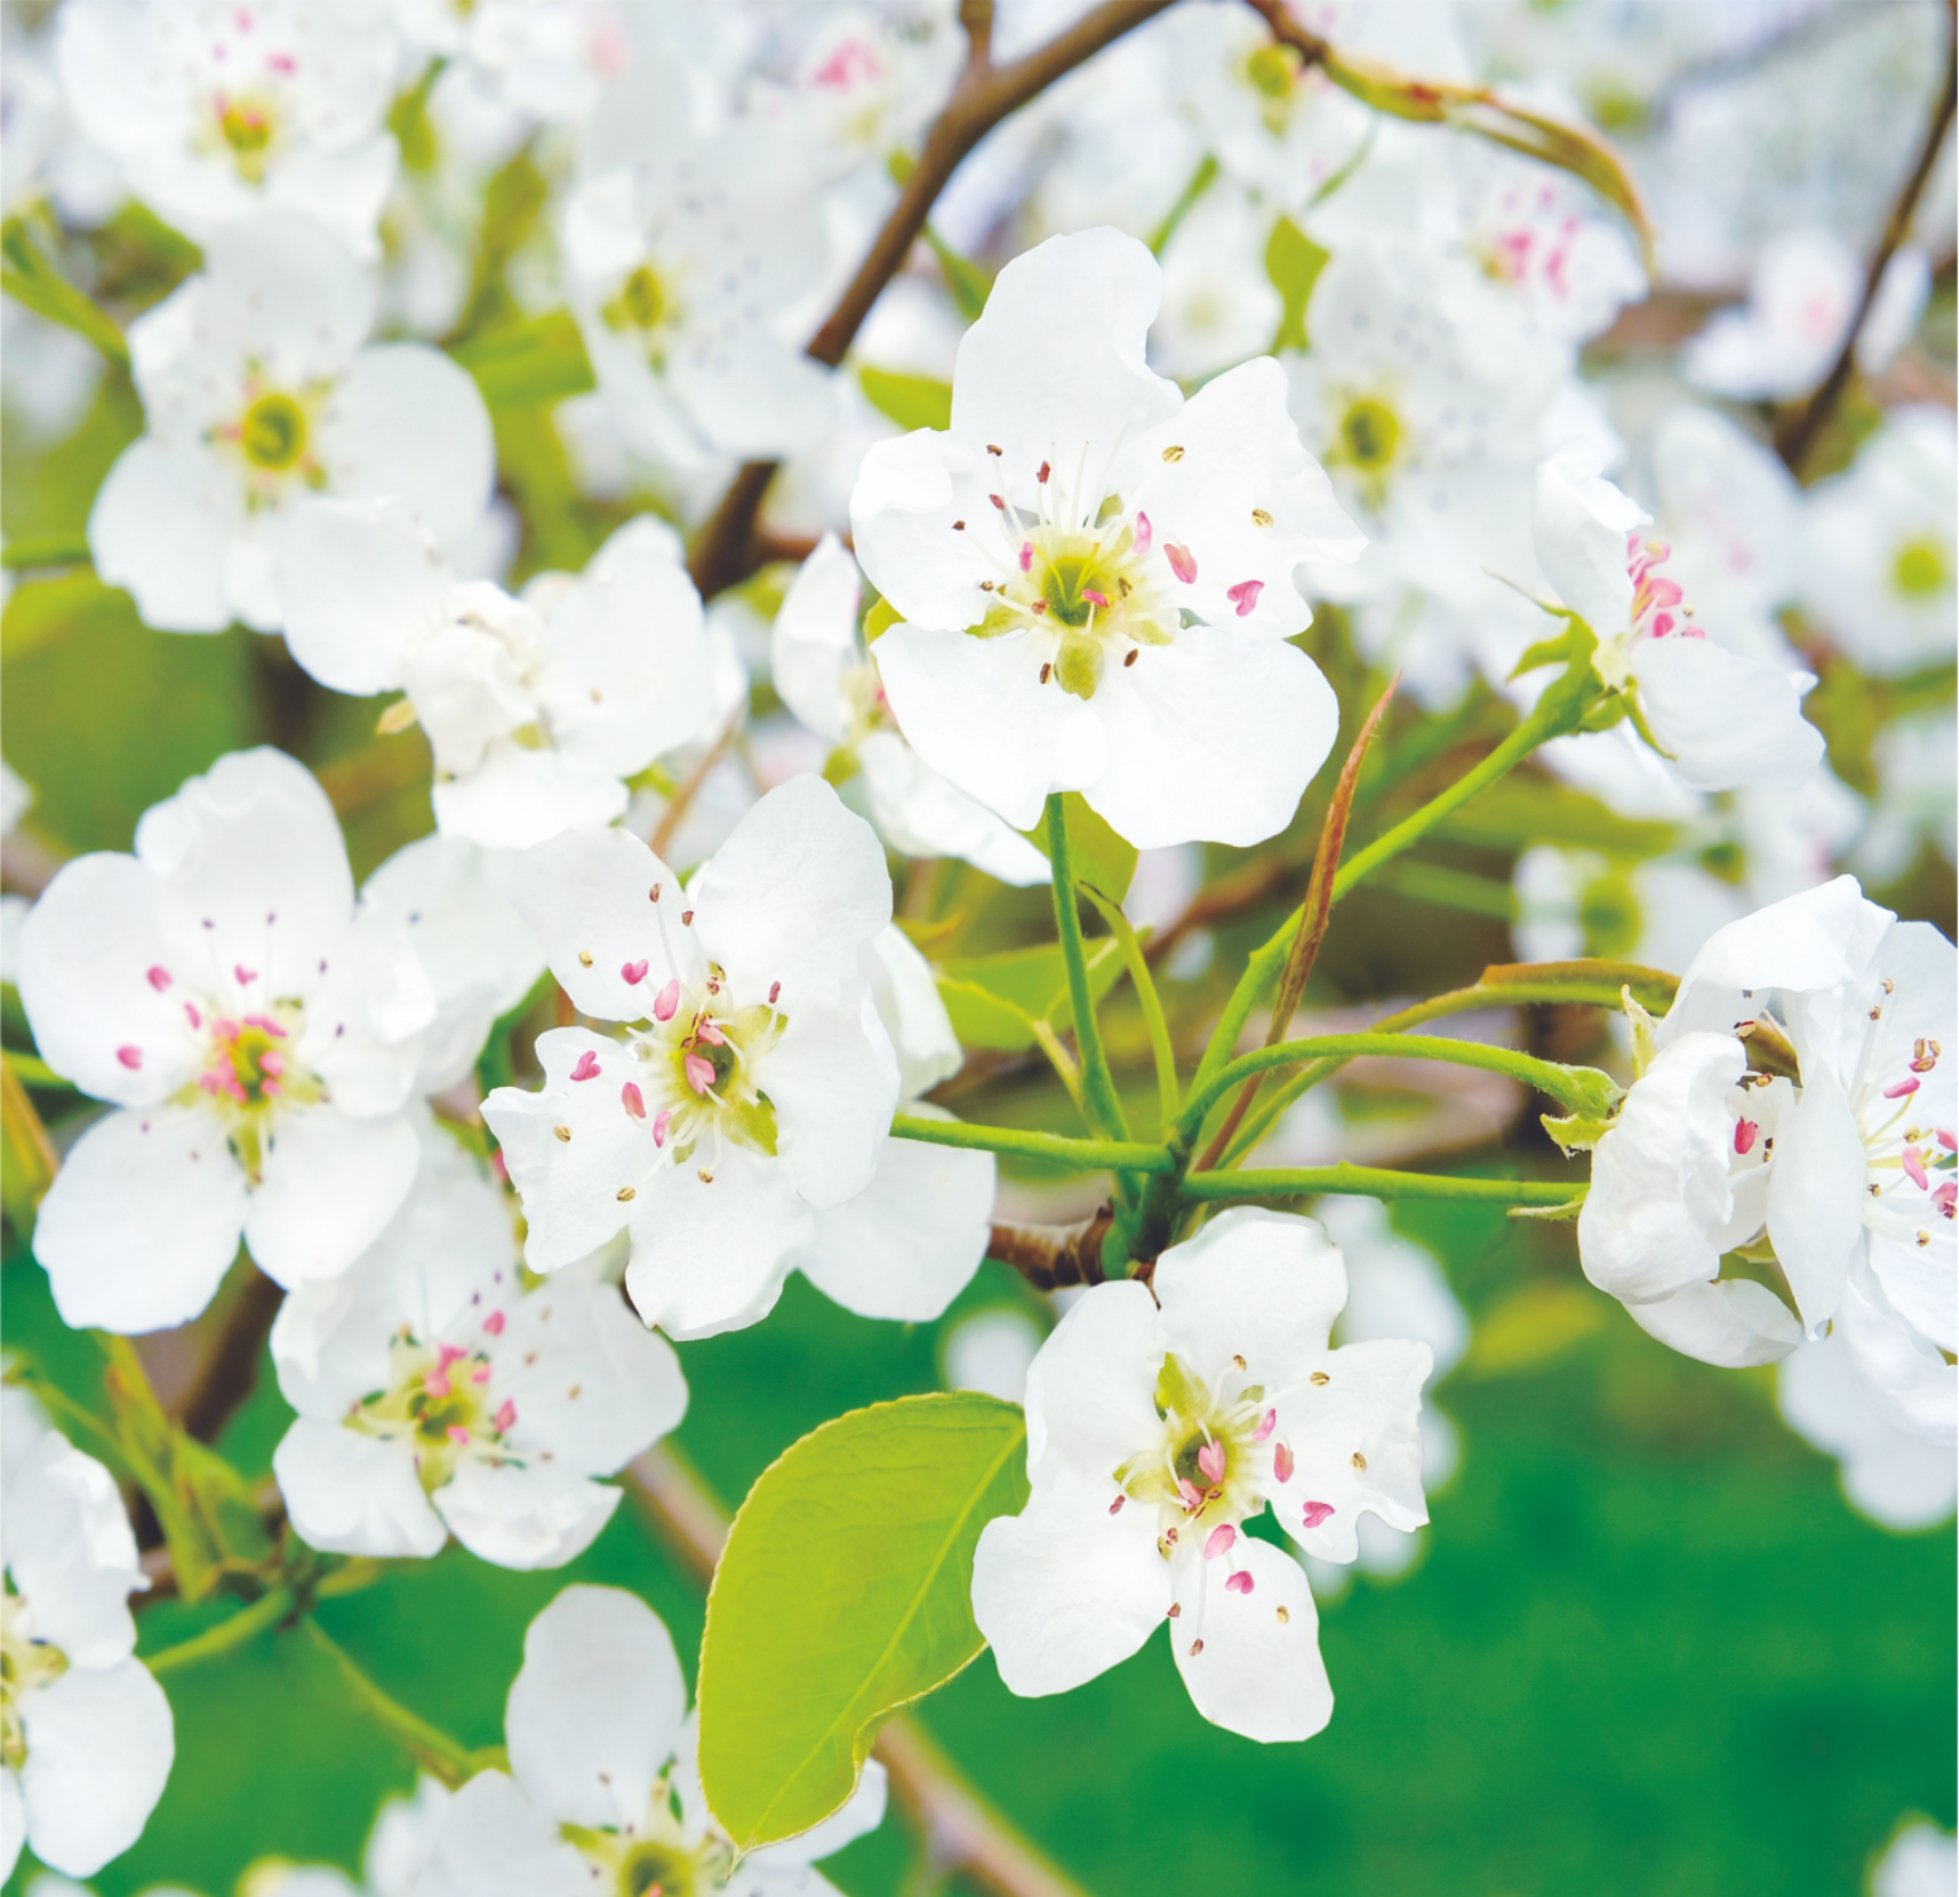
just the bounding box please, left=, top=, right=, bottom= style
left=1, top=217, right=129, bottom=365
left=1181, top=1033, right=1614, bottom=1146
left=0, top=538, right=92, bottom=572
left=890, top=1111, right=1174, bottom=1175
left=1044, top=796, right=1130, bottom=1143
left=3, top=1051, right=76, bottom=1090
left=302, top=1621, right=488, bottom=1788
left=1189, top=667, right=1598, bottom=1111
left=145, top=1587, right=294, bottom=1676
left=1178, top=1165, right=1584, bottom=1208
left=1083, top=888, right=1181, bottom=1134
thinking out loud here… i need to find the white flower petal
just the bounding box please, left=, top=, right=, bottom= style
left=1622, top=1277, right=1803, bottom=1368
left=434, top=1461, right=620, bottom=1572
left=505, top=1585, right=686, bottom=1829
left=763, top=997, right=899, bottom=1210
left=1170, top=1535, right=1332, bottom=1743
left=18, top=1660, right=173, bottom=1878
left=273, top=1421, right=448, bottom=1559
left=246, top=1106, right=419, bottom=1288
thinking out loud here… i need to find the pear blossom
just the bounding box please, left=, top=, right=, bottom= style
left=852, top=227, right=1364, bottom=849
left=271, top=1122, right=685, bottom=1570
left=563, top=137, right=835, bottom=467
left=772, top=533, right=1049, bottom=887
left=89, top=217, right=493, bottom=636
left=972, top=1208, right=1433, bottom=1743
left=421, top=1585, right=887, bottom=1897
left=1683, top=228, right=1931, bottom=401
left=1872, top=1821, right=1958, bottom=1897
left=482, top=776, right=904, bottom=1339
left=1, top=1392, right=173, bottom=1882
left=1579, top=878, right=1956, bottom=1437
left=17, top=749, right=439, bottom=1333
left=1802, top=406, right=1957, bottom=677
left=1532, top=449, right=1825, bottom=792
left=277, top=505, right=727, bottom=849
left=54, top=0, right=401, bottom=253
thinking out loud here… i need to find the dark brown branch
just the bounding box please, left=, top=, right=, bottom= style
left=176, top=1268, right=283, bottom=1444
left=1775, top=15, right=1957, bottom=472
left=687, top=0, right=1181, bottom=598
left=986, top=1212, right=1112, bottom=1291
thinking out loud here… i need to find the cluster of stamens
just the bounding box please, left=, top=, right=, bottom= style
left=1860, top=1029, right=1956, bottom=1243
left=1627, top=534, right=1704, bottom=643
left=212, top=370, right=327, bottom=505
left=351, top=1309, right=520, bottom=1492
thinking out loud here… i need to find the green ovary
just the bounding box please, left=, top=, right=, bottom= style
left=564, top=1800, right=733, bottom=1897
left=1336, top=397, right=1402, bottom=474
left=660, top=998, right=786, bottom=1164
left=1892, top=535, right=1949, bottom=600
left=350, top=1334, right=502, bottom=1494
left=218, top=95, right=276, bottom=180
left=240, top=392, right=309, bottom=473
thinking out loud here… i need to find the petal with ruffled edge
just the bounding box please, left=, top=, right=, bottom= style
left=622, top=1147, right=810, bottom=1341
left=318, top=345, right=495, bottom=551
left=1630, top=636, right=1823, bottom=792
left=950, top=228, right=1180, bottom=484
left=857, top=731, right=1052, bottom=887
left=246, top=1105, right=418, bottom=1288
left=16, top=853, right=204, bottom=1106
left=34, top=1106, right=246, bottom=1334
left=434, top=1461, right=620, bottom=1572
left=848, top=429, right=1004, bottom=633
left=971, top=1470, right=1167, bottom=1698
left=1170, top=1535, right=1332, bottom=1743
left=795, top=1116, right=992, bottom=1322
left=532, top=517, right=718, bottom=777
left=275, top=499, right=452, bottom=696
left=1154, top=1207, right=1348, bottom=1371
left=1622, top=1277, right=1803, bottom=1368
left=1086, top=629, right=1340, bottom=850
left=761, top=996, right=899, bottom=1211
left=504, top=1584, right=687, bottom=1830
left=1020, top=1277, right=1163, bottom=1474
left=17, top=1660, right=173, bottom=1878
left=690, top=775, right=892, bottom=1008
left=273, top=1420, right=448, bottom=1559
left=873, top=623, right=1107, bottom=833
left=496, top=1282, right=687, bottom=1476
left=484, top=1029, right=666, bottom=1274
left=1532, top=451, right=1644, bottom=638
left=1836, top=1273, right=1957, bottom=1445
left=505, top=826, right=703, bottom=1021
left=88, top=438, right=242, bottom=634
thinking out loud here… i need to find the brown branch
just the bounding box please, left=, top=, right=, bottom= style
left=175, top=1267, right=284, bottom=1444
left=1775, top=16, right=1957, bottom=472
left=687, top=0, right=1182, bottom=598
left=986, top=1211, right=1111, bottom=1291
left=625, top=1446, right=1090, bottom=1897
left=650, top=706, right=742, bottom=860
left=1194, top=675, right=1396, bottom=1171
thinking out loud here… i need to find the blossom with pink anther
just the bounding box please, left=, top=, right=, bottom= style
left=972, top=1207, right=1433, bottom=1743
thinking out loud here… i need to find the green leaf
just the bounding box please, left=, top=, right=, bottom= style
left=697, top=1393, right=1029, bottom=1851
left=1025, top=792, right=1138, bottom=902
left=1265, top=215, right=1328, bottom=352
left=452, top=309, right=594, bottom=408
left=1, top=217, right=129, bottom=366
left=857, top=365, right=953, bottom=433
left=938, top=938, right=1126, bottom=1052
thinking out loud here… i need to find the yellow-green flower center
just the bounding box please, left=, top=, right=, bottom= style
left=1114, top=1352, right=1273, bottom=1546
left=562, top=1788, right=734, bottom=1897
left=350, top=1329, right=514, bottom=1494
left=1335, top=397, right=1402, bottom=475
left=1892, top=534, right=1949, bottom=600
left=240, top=391, right=309, bottom=472
left=218, top=94, right=277, bottom=181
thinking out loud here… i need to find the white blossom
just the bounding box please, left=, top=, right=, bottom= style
left=89, top=218, right=493, bottom=635
left=421, top=1585, right=887, bottom=1897
left=1, top=1392, right=173, bottom=1882
left=853, top=226, right=1363, bottom=848
left=272, top=1121, right=686, bottom=1570
left=973, top=1208, right=1432, bottom=1742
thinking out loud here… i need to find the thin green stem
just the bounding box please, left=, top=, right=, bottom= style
left=1083, top=889, right=1181, bottom=1134
left=3, top=1050, right=75, bottom=1090
left=302, top=1621, right=489, bottom=1788
left=1181, top=1033, right=1614, bottom=1147
left=1179, top=1165, right=1584, bottom=1208
left=145, top=1587, right=294, bottom=1676
left=1190, top=666, right=1599, bottom=1112
left=1, top=216, right=129, bottom=365
left=1044, top=796, right=1129, bottom=1143
left=891, top=1111, right=1174, bottom=1175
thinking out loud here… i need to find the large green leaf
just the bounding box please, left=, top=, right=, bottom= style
left=697, top=1392, right=1029, bottom=1851
left=857, top=365, right=953, bottom=433
left=938, top=937, right=1127, bottom=1052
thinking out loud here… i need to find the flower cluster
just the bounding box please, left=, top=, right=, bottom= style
left=1, top=0, right=1952, bottom=1888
